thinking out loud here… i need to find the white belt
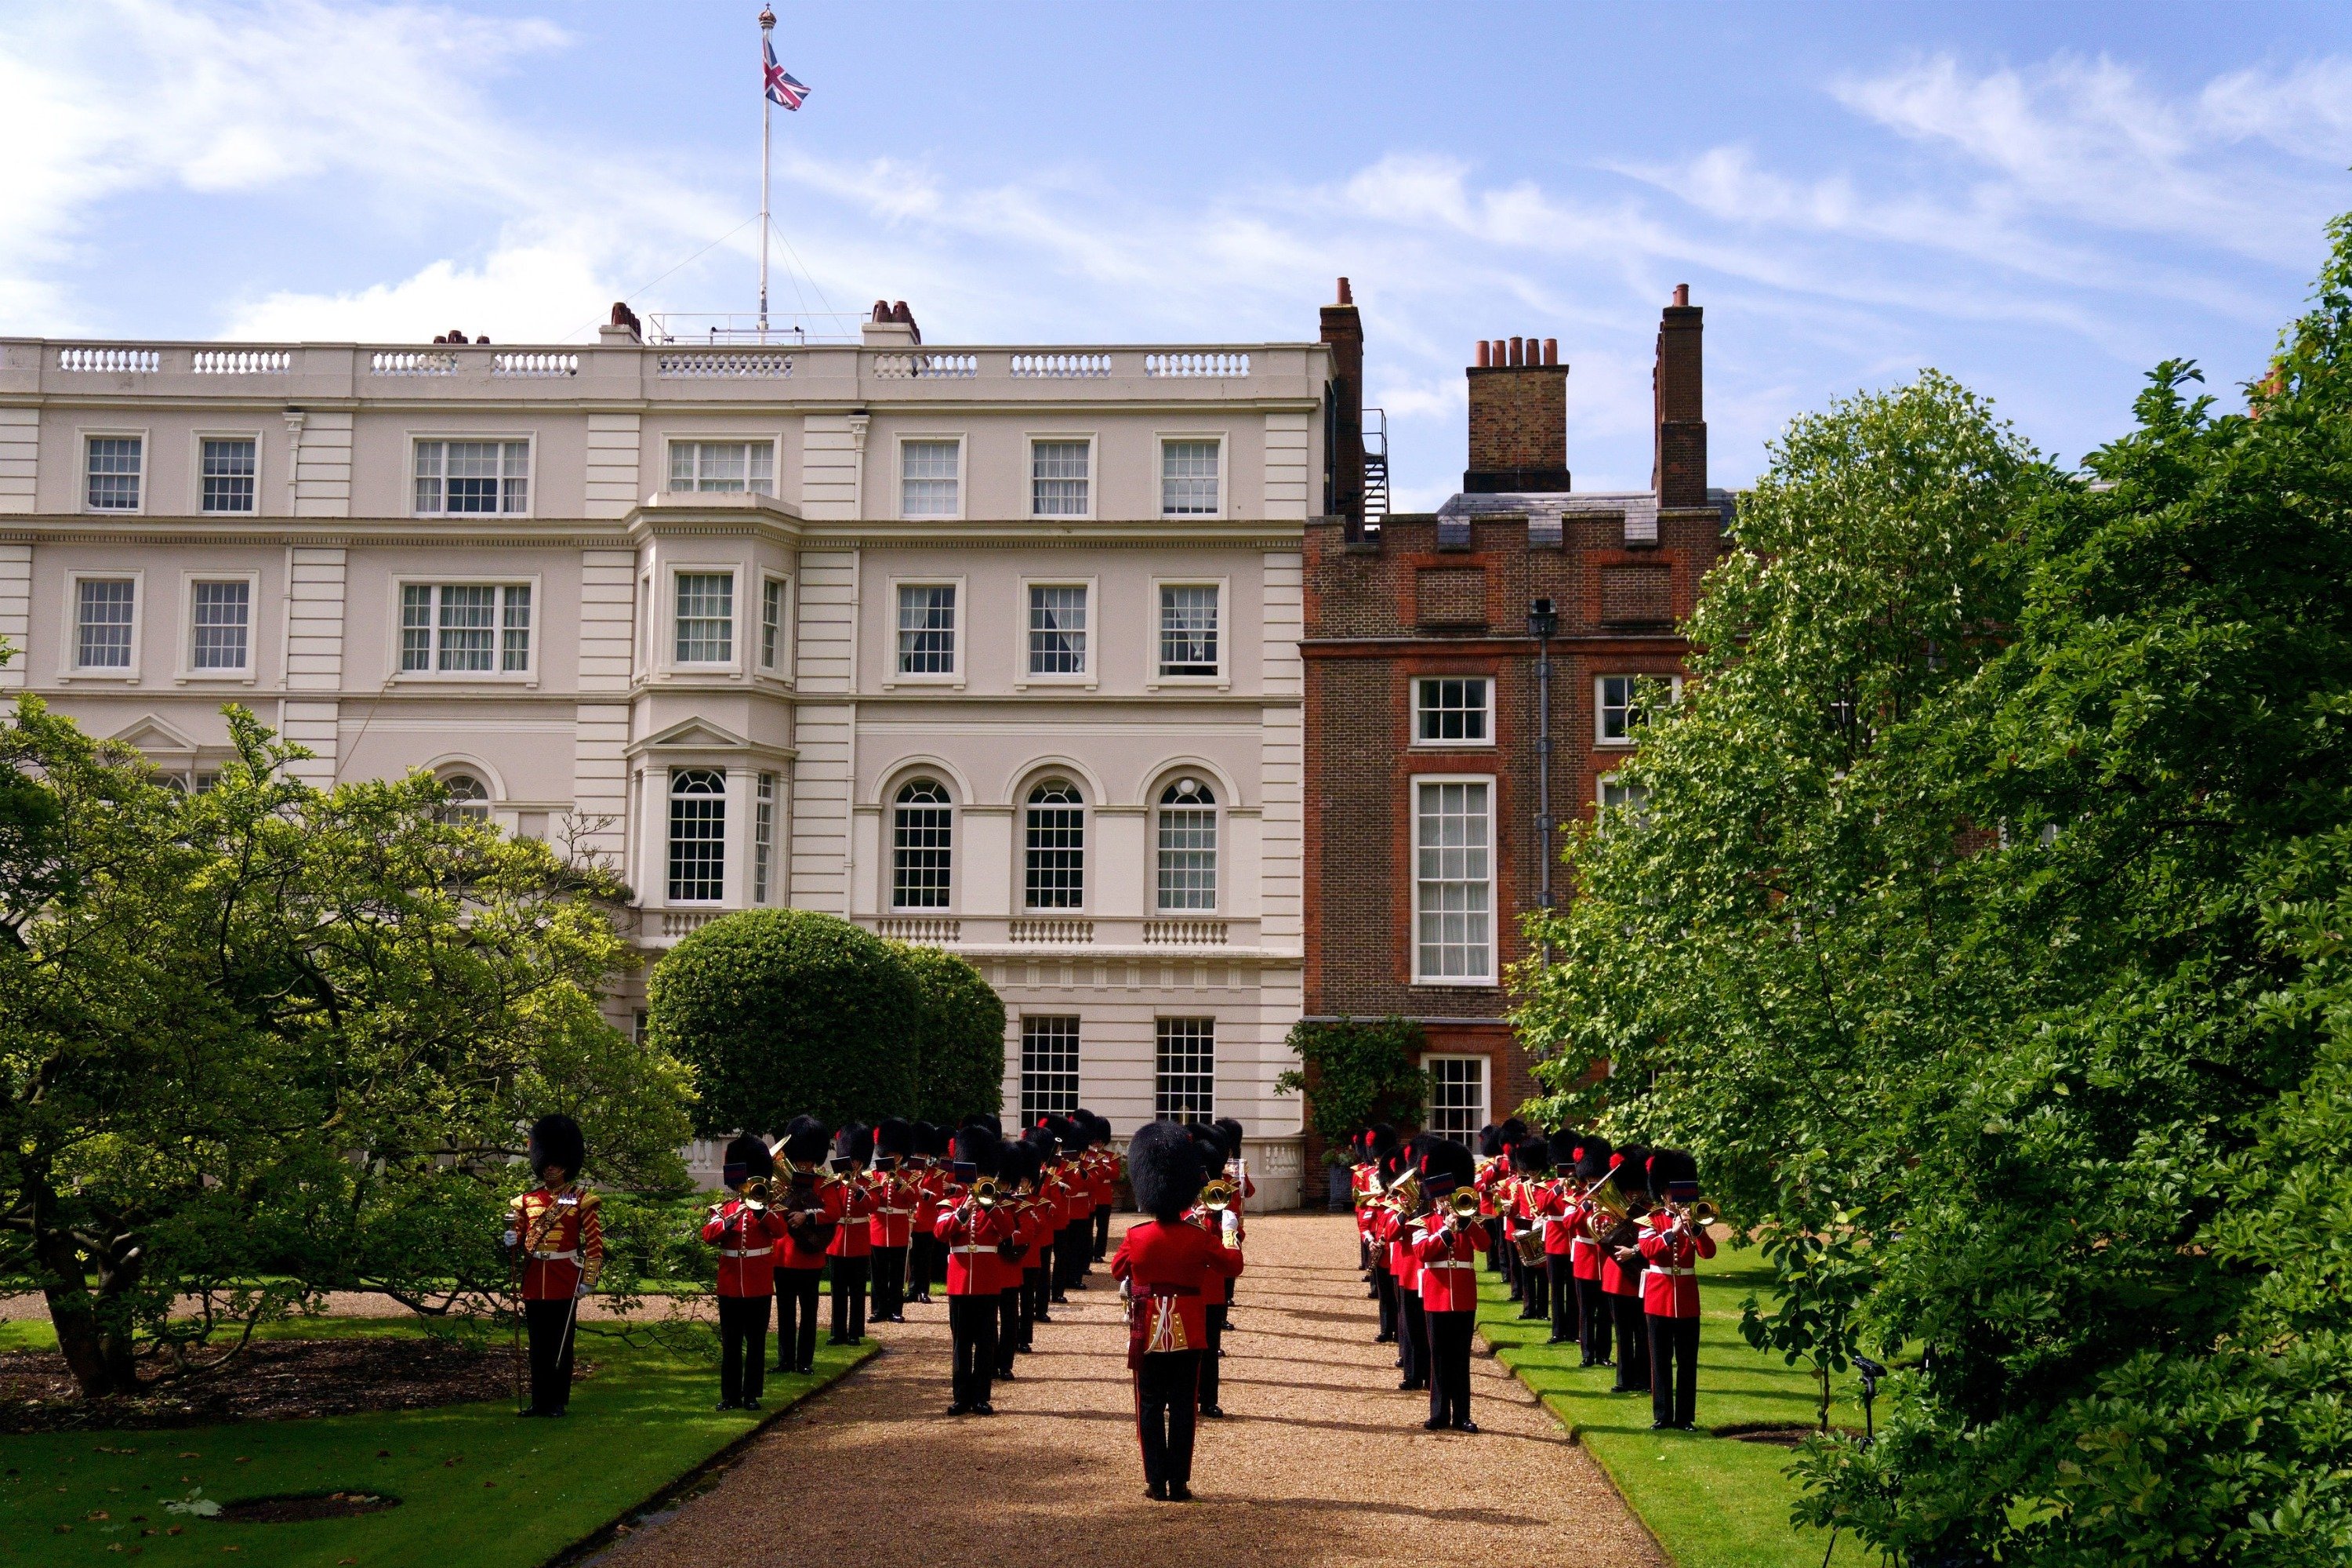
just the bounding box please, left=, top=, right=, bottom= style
left=528, top=1250, right=578, bottom=1261
left=1650, top=1265, right=1695, bottom=1278
left=719, top=1247, right=773, bottom=1258
left=879, top=1207, right=912, bottom=1216
left=1427, top=1260, right=1476, bottom=1272
left=951, top=1244, right=990, bottom=1256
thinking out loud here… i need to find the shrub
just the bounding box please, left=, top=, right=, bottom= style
left=892, top=942, right=1006, bottom=1123
left=1276, top=1016, right=1426, bottom=1149
left=648, top=909, right=920, bottom=1134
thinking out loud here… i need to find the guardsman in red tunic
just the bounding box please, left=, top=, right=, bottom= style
left=1475, top=1125, right=1508, bottom=1283
left=1385, top=1144, right=1429, bottom=1391
left=933, top=1127, right=1014, bottom=1414
left=1529, top=1134, right=1588, bottom=1347
left=1638, top=1149, right=1718, bottom=1430
left=1364, top=1127, right=1401, bottom=1338
left=1083, top=1111, right=1120, bottom=1262
left=506, top=1114, right=604, bottom=1417
left=1508, top=1138, right=1552, bottom=1323
left=1112, top=1120, right=1244, bottom=1503
left=1565, top=1136, right=1615, bottom=1365
left=996, top=1138, right=1044, bottom=1378
left=702, top=1134, right=785, bottom=1409
left=1599, top=1144, right=1653, bottom=1394
left=1411, top=1141, right=1490, bottom=1433
left=907, top=1121, right=948, bottom=1304
left=867, top=1118, right=917, bottom=1324
left=1052, top=1117, right=1094, bottom=1293
left=826, top=1124, right=877, bottom=1345
left=771, top=1116, right=845, bottom=1377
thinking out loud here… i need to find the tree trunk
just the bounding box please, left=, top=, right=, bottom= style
left=30, top=1185, right=143, bottom=1398
left=1818, top=1362, right=1831, bottom=1432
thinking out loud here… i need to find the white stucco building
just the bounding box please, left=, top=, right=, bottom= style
left=0, top=305, right=1324, bottom=1202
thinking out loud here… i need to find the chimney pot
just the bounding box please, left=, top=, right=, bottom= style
left=1508, top=336, right=1523, bottom=366
left=1543, top=338, right=1558, bottom=365
left=1475, top=340, right=1490, bottom=368
left=1673, top=283, right=1690, bottom=307
left=1337, top=276, right=1352, bottom=305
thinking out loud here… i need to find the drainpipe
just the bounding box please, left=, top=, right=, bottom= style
left=1528, top=597, right=1558, bottom=964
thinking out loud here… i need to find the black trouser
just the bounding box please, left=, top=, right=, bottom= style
left=871, top=1244, right=906, bottom=1321
left=1579, top=1276, right=1610, bottom=1363
left=829, top=1254, right=869, bottom=1341
left=1024, top=1261, right=1050, bottom=1331
left=523, top=1298, right=576, bottom=1414
left=1374, top=1265, right=1399, bottom=1341
left=1426, top=1308, right=1474, bottom=1426
left=1093, top=1204, right=1112, bottom=1260
left=1486, top=1218, right=1507, bottom=1272
left=717, top=1293, right=770, bottom=1405
left=1546, top=1256, right=1577, bottom=1340
left=1136, top=1350, right=1203, bottom=1490
left=907, top=1233, right=936, bottom=1300
left=998, top=1286, right=1023, bottom=1375
left=1648, top=1313, right=1701, bottom=1427
left=1047, top=1233, right=1067, bottom=1301
left=949, top=1294, right=996, bottom=1409
left=773, top=1268, right=821, bottom=1371
left=1610, top=1292, right=1650, bottom=1391
left=1397, top=1291, right=1426, bottom=1387
left=1060, top=1222, right=1085, bottom=1287
left=1197, top=1302, right=1226, bottom=1408
left=1520, top=1247, right=1548, bottom=1318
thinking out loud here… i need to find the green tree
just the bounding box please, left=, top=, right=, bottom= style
left=892, top=942, right=1006, bottom=1123
left=648, top=909, right=920, bottom=1134
left=1276, top=1016, right=1427, bottom=1153
left=0, top=702, right=691, bottom=1397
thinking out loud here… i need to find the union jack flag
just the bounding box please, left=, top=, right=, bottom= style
left=764, top=38, right=808, bottom=110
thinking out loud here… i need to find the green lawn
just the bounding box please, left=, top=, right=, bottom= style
left=1479, top=1262, right=1869, bottom=1568
left=1, top=1312, right=874, bottom=1568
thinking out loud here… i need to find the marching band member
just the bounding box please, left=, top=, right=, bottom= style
left=1600, top=1143, right=1653, bottom=1396
left=1639, top=1149, right=1716, bottom=1430
left=1527, top=1134, right=1584, bottom=1347
left=1210, top=1116, right=1254, bottom=1309
left=1183, top=1122, right=1240, bottom=1417
left=908, top=1121, right=949, bottom=1305
left=1569, top=1136, right=1614, bottom=1366
left=771, top=1116, right=843, bottom=1377
left=997, top=1136, right=1043, bottom=1379
left=1084, top=1112, right=1120, bottom=1263
left=1112, top=1120, right=1244, bottom=1502
left=1411, top=1138, right=1489, bottom=1433
left=1386, top=1141, right=1429, bottom=1392
left=868, top=1118, right=917, bottom=1324
left=506, top=1113, right=603, bottom=1418
left=935, top=1125, right=1012, bottom=1414
left=826, top=1123, right=878, bottom=1346
left=702, top=1133, right=782, bottom=1409
left=1509, top=1138, right=1551, bottom=1322
left=1475, top=1126, right=1509, bottom=1283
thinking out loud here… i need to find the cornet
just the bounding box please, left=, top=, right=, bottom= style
left=1199, top=1178, right=1237, bottom=1213
left=1445, top=1188, right=1483, bottom=1221
left=967, top=1176, right=1003, bottom=1210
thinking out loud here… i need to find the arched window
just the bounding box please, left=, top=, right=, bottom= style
left=437, top=771, right=492, bottom=824
left=1023, top=779, right=1085, bottom=909
left=1156, top=776, right=1218, bottom=911
left=892, top=779, right=953, bottom=909
left=667, top=769, right=727, bottom=902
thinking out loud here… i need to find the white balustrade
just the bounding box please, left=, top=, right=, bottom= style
left=872, top=352, right=979, bottom=379
left=1145, top=351, right=1250, bottom=379
left=191, top=349, right=291, bottom=375
left=1008, top=917, right=1094, bottom=945
left=1142, top=919, right=1229, bottom=946
left=492, top=351, right=578, bottom=378
left=1009, top=352, right=1112, bottom=379
left=369, top=350, right=461, bottom=377
left=877, top=916, right=963, bottom=944
left=57, top=347, right=161, bottom=373
left=656, top=352, right=794, bottom=379
left=660, top=909, right=723, bottom=938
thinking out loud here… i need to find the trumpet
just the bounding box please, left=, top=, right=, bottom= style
left=742, top=1176, right=774, bottom=1212
left=1445, top=1188, right=1483, bottom=1221
left=967, top=1176, right=1003, bottom=1210
left=1668, top=1196, right=1722, bottom=1230
left=1199, top=1178, right=1237, bottom=1213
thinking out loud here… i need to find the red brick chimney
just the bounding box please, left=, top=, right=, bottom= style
left=1465, top=332, right=1569, bottom=493
left=1321, top=278, right=1367, bottom=538
left=1652, top=285, right=1706, bottom=510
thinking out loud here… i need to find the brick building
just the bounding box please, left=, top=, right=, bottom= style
left=1300, top=288, right=1726, bottom=1154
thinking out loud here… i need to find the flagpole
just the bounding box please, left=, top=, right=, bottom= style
left=758, top=5, right=775, bottom=339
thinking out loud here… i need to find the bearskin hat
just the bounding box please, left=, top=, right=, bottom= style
left=952, top=1123, right=1001, bottom=1176
left=1090, top=1112, right=1115, bottom=1147
left=910, top=1120, right=944, bottom=1160
left=1477, top=1124, right=1503, bottom=1159
left=874, top=1117, right=913, bottom=1165
left=721, top=1132, right=773, bottom=1189
left=1649, top=1148, right=1700, bottom=1203
left=1212, top=1116, right=1246, bottom=1153
left=1501, top=1116, right=1529, bottom=1149
left=832, top=1122, right=875, bottom=1168
left=1371, top=1121, right=1398, bottom=1157
left=1190, top=1120, right=1234, bottom=1167
left=997, top=1137, right=1041, bottom=1190
left=780, top=1114, right=830, bottom=1167
left=1514, top=1137, right=1552, bottom=1174
left=1611, top=1145, right=1653, bottom=1201
left=527, top=1113, right=585, bottom=1181
left=1041, top=1113, right=1076, bottom=1155
left=1419, top=1134, right=1476, bottom=1188
left=1573, top=1134, right=1613, bottom=1183
left=1377, top=1142, right=1414, bottom=1188
left=1128, top=1120, right=1206, bottom=1221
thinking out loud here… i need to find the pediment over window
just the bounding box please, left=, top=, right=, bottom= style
left=109, top=713, right=202, bottom=757
left=630, top=716, right=750, bottom=753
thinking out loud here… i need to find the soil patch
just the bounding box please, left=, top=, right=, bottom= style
left=0, top=1335, right=596, bottom=1433
left=1712, top=1421, right=1861, bottom=1446
left=212, top=1490, right=405, bottom=1523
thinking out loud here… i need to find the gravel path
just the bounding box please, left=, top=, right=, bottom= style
left=594, top=1212, right=1664, bottom=1568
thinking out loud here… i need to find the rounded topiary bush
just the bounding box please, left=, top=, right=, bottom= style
left=891, top=942, right=1007, bottom=1123
left=649, top=909, right=920, bottom=1135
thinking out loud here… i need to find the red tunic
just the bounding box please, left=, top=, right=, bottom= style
left=1636, top=1212, right=1716, bottom=1318
left=1063, top=1165, right=1094, bottom=1222
left=1111, top=1218, right=1243, bottom=1370
left=1599, top=1218, right=1643, bottom=1297
left=868, top=1170, right=920, bottom=1249
left=1411, top=1214, right=1490, bottom=1312
left=1383, top=1207, right=1424, bottom=1291
left=1529, top=1181, right=1577, bottom=1258
left=912, top=1167, right=945, bottom=1236
left=932, top=1195, right=1017, bottom=1294
left=828, top=1175, right=877, bottom=1258
left=777, top=1176, right=848, bottom=1272
left=701, top=1196, right=785, bottom=1296
left=510, top=1185, right=604, bottom=1301
left=1013, top=1197, right=1049, bottom=1279
left=1087, top=1149, right=1118, bottom=1207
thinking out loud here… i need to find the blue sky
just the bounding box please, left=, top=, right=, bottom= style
left=5, top=2, right=2350, bottom=507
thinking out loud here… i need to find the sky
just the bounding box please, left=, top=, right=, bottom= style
left=4, top=2, right=2350, bottom=509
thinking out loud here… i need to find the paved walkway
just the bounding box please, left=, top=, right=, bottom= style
left=598, top=1213, right=1664, bottom=1568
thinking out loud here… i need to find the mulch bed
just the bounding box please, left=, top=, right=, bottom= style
left=0, top=1335, right=595, bottom=1433
left=1712, top=1421, right=1863, bottom=1446
left=214, top=1490, right=404, bottom=1523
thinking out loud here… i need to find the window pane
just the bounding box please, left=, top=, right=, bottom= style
left=1161, top=439, right=1219, bottom=515
left=760, top=578, right=783, bottom=669
left=1425, top=1057, right=1487, bottom=1145
left=74, top=578, right=135, bottom=667
left=85, top=437, right=141, bottom=511
left=1022, top=1016, right=1082, bottom=1120
left=437, top=584, right=495, bottom=671
left=1154, top=1018, right=1215, bottom=1123
left=1031, top=440, right=1090, bottom=517
left=902, top=440, right=959, bottom=517
left=753, top=772, right=775, bottom=905
left=1417, top=677, right=1491, bottom=742
left=1024, top=780, right=1084, bottom=909
left=667, top=768, right=727, bottom=901
left=1600, top=777, right=1652, bottom=827
left=1415, top=781, right=1492, bottom=979
left=1156, top=776, right=1218, bottom=911
left=897, top=584, right=956, bottom=674
left=1027, top=584, right=1087, bottom=675
left=200, top=438, right=256, bottom=514
left=437, top=771, right=492, bottom=824
left=400, top=584, right=433, bottom=671
left=501, top=585, right=532, bottom=672
left=501, top=441, right=530, bottom=513
left=1599, top=675, right=1637, bottom=741
left=190, top=579, right=249, bottom=670
left=441, top=441, right=503, bottom=514
left=892, top=779, right=953, bottom=909
left=412, top=441, right=443, bottom=514
left=1159, top=585, right=1219, bottom=676
left=675, top=573, right=735, bottom=662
